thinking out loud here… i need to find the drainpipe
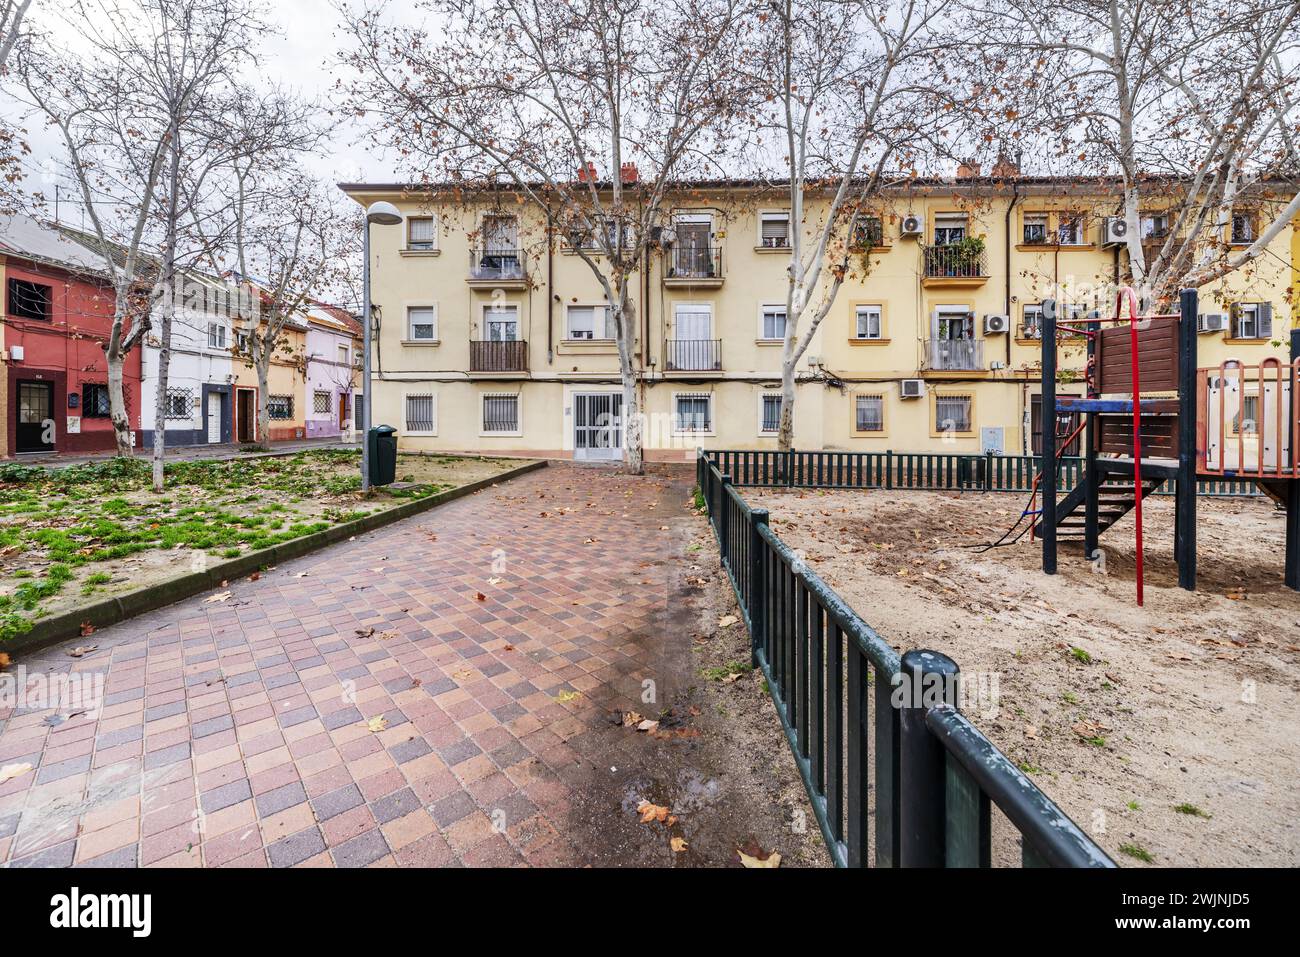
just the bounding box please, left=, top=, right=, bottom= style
left=1004, top=179, right=1019, bottom=370
left=546, top=206, right=554, bottom=365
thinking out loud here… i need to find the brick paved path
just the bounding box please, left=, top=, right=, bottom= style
left=0, top=463, right=695, bottom=868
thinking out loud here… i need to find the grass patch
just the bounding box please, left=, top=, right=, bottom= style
left=1118, top=843, right=1154, bottom=863
left=1173, top=803, right=1212, bottom=819
left=1068, top=646, right=1093, bottom=665
left=700, top=661, right=753, bottom=681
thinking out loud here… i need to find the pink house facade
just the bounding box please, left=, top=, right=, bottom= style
left=304, top=303, right=362, bottom=440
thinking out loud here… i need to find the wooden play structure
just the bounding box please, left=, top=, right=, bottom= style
left=1037, top=288, right=1300, bottom=604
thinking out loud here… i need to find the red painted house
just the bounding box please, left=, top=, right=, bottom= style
left=0, top=214, right=142, bottom=457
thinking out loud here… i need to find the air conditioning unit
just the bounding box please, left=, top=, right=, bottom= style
left=900, top=215, right=923, bottom=238
left=1101, top=217, right=1129, bottom=247
left=900, top=378, right=926, bottom=399
left=983, top=314, right=1009, bottom=335
left=1198, top=312, right=1229, bottom=334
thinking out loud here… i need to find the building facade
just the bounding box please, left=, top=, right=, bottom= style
left=341, top=177, right=1295, bottom=462
left=0, top=214, right=144, bottom=457
left=304, top=303, right=362, bottom=440
left=230, top=313, right=308, bottom=444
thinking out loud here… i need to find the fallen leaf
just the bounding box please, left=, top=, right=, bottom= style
left=66, top=645, right=98, bottom=658
left=204, top=592, right=233, bottom=604
left=366, top=716, right=388, bottom=733
left=0, top=763, right=33, bottom=784
left=737, top=846, right=781, bottom=868
left=377, top=630, right=399, bottom=641
left=355, top=627, right=375, bottom=639
left=0, top=652, right=11, bottom=669
left=621, top=711, right=645, bottom=727
left=718, top=615, right=739, bottom=628
left=487, top=577, right=503, bottom=586
left=556, top=690, right=581, bottom=704
left=636, top=800, right=674, bottom=825
left=475, top=592, right=487, bottom=602
left=249, top=572, right=261, bottom=582
left=79, top=622, right=95, bottom=638
left=636, top=719, right=660, bottom=733
left=670, top=837, right=689, bottom=853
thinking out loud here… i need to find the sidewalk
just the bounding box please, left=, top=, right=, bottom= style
left=6, top=437, right=360, bottom=470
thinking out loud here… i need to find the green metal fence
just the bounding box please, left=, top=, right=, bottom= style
left=698, top=453, right=1115, bottom=869
left=706, top=449, right=1260, bottom=497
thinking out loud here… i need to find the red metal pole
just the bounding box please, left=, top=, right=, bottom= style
left=1119, top=287, right=1144, bottom=606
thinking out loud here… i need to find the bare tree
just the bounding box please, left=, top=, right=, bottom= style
left=963, top=0, right=1300, bottom=310
left=228, top=172, right=352, bottom=451
left=340, top=0, right=755, bottom=473
left=18, top=0, right=265, bottom=462
left=0, top=0, right=31, bottom=69
left=759, top=0, right=961, bottom=451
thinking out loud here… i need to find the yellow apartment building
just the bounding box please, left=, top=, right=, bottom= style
left=230, top=316, right=309, bottom=444
left=340, top=175, right=1294, bottom=463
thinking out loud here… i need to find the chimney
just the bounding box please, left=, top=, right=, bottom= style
left=576, top=161, right=598, bottom=183
left=991, top=154, right=1020, bottom=179
left=620, top=162, right=639, bottom=185
left=956, top=160, right=981, bottom=179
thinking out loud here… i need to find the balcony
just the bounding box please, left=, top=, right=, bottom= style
left=468, top=249, right=527, bottom=289
left=924, top=338, right=984, bottom=372
left=664, top=339, right=722, bottom=373
left=664, top=246, right=724, bottom=287
left=921, top=244, right=988, bottom=287
left=470, top=339, right=529, bottom=374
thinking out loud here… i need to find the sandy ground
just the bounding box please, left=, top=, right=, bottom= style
left=743, top=486, right=1300, bottom=867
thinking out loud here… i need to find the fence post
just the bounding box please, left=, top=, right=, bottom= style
left=897, top=648, right=960, bottom=867
left=886, top=450, right=894, bottom=490
left=787, top=449, right=796, bottom=487
left=719, top=474, right=732, bottom=569
left=749, top=508, right=768, bottom=666
left=984, top=451, right=994, bottom=492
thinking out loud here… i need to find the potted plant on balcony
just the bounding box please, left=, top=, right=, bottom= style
left=954, top=235, right=985, bottom=275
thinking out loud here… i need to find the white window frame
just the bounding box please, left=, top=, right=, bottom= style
left=1022, top=212, right=1049, bottom=244
left=758, top=303, right=787, bottom=342
left=758, top=392, right=783, bottom=435
left=564, top=303, right=613, bottom=341
left=207, top=322, right=227, bottom=350
left=935, top=394, right=973, bottom=434
left=758, top=210, right=791, bottom=249
left=480, top=392, right=522, bottom=437
left=1140, top=212, right=1169, bottom=239
left=672, top=392, right=714, bottom=436
left=480, top=302, right=520, bottom=341
left=1056, top=212, right=1084, bottom=245
left=1022, top=303, right=1044, bottom=339
left=1231, top=213, right=1255, bottom=245
left=403, top=391, right=438, bottom=436
left=406, top=215, right=438, bottom=251
left=854, top=304, right=883, bottom=341
left=406, top=304, right=438, bottom=343
left=854, top=394, right=885, bottom=433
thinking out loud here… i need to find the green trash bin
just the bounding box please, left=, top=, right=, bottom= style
left=368, top=425, right=398, bottom=487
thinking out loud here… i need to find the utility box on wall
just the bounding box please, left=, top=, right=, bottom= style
left=981, top=427, right=1004, bottom=454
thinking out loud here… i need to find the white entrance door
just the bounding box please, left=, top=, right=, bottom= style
left=206, top=392, right=222, bottom=443
left=573, top=393, right=623, bottom=461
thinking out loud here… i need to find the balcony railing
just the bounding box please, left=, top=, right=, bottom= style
left=923, top=244, right=987, bottom=280
left=925, top=338, right=984, bottom=371
left=664, top=339, right=722, bottom=372
left=667, top=245, right=723, bottom=281
left=469, top=248, right=526, bottom=282
left=470, top=339, right=528, bottom=373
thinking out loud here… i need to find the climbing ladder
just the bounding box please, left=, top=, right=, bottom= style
left=1035, top=474, right=1164, bottom=539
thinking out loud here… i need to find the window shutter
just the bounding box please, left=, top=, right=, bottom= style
left=930, top=310, right=940, bottom=340
left=1258, top=303, right=1273, bottom=339
left=1229, top=303, right=1240, bottom=339
left=761, top=216, right=788, bottom=241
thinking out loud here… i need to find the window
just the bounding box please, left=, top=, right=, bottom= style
left=1234, top=395, right=1259, bottom=434
left=936, top=306, right=975, bottom=340
left=566, top=304, right=612, bottom=340
left=1231, top=214, right=1255, bottom=245
left=407, top=306, right=437, bottom=341
left=7, top=278, right=52, bottom=321
left=207, top=322, right=227, bottom=349
left=1022, top=212, right=1049, bottom=245
left=854, top=305, right=883, bottom=340
left=1057, top=213, right=1083, bottom=245
left=405, top=393, right=436, bottom=433
left=337, top=344, right=349, bottom=365
left=82, top=383, right=111, bottom=418
left=407, top=216, right=436, bottom=251
left=1231, top=302, right=1273, bottom=339
left=1140, top=212, right=1168, bottom=240
left=759, top=394, right=782, bottom=434
left=313, top=390, right=331, bottom=415
left=850, top=215, right=884, bottom=249
left=759, top=212, right=790, bottom=248
left=482, top=394, right=519, bottom=433
left=674, top=393, right=712, bottom=433
left=267, top=395, right=293, bottom=420
left=482, top=214, right=518, bottom=252
left=484, top=304, right=519, bottom=341
left=855, top=394, right=884, bottom=432
left=165, top=388, right=192, bottom=419
left=934, top=212, right=967, bottom=246
left=236, top=331, right=250, bottom=355
left=1031, top=395, right=1081, bottom=455
left=935, top=395, right=972, bottom=433
left=760, top=304, right=787, bottom=341
left=1021, top=303, right=1043, bottom=339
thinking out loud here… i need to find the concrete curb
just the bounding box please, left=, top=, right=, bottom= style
left=4, top=459, right=548, bottom=657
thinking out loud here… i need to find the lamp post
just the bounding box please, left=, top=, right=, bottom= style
left=361, top=201, right=402, bottom=493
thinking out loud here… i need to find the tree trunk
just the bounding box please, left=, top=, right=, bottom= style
left=256, top=350, right=272, bottom=451
left=105, top=305, right=134, bottom=457
left=777, top=355, right=797, bottom=454
left=614, top=281, right=644, bottom=475
left=151, top=291, right=173, bottom=493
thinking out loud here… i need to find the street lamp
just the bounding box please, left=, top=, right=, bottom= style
left=361, top=200, right=402, bottom=493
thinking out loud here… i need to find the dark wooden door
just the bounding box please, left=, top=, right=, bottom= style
left=16, top=381, right=55, bottom=453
